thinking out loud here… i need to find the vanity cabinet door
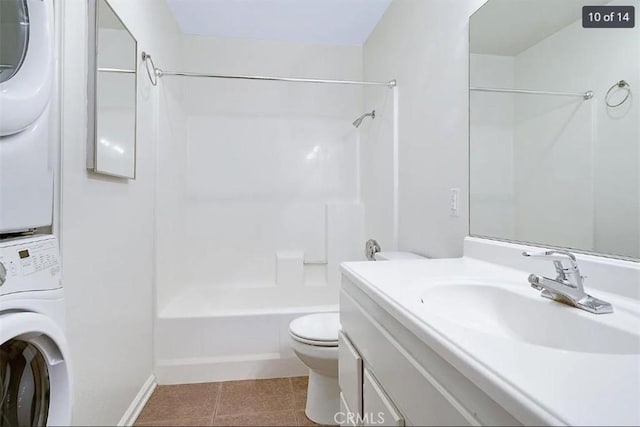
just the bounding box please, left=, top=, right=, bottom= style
left=363, top=369, right=404, bottom=427
left=340, top=392, right=358, bottom=427
left=339, top=331, right=363, bottom=417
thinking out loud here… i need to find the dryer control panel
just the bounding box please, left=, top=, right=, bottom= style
left=0, top=235, right=61, bottom=296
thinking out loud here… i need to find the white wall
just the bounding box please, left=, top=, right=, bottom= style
left=58, top=0, right=181, bottom=424
left=156, top=36, right=365, bottom=309
left=363, top=0, right=486, bottom=258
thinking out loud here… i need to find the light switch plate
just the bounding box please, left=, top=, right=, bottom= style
left=449, top=188, right=460, bottom=217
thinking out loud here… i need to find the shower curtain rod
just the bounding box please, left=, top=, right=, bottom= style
left=98, top=67, right=136, bottom=74
left=470, top=86, right=593, bottom=100
left=160, top=70, right=397, bottom=87
left=142, top=52, right=396, bottom=88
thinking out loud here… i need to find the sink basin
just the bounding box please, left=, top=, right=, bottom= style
left=418, top=282, right=640, bottom=355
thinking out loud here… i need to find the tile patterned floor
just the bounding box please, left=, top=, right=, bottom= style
left=135, top=377, right=320, bottom=426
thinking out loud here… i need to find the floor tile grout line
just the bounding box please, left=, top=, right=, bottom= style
left=214, top=408, right=299, bottom=416
left=210, top=382, right=224, bottom=426
left=215, top=411, right=290, bottom=418
left=138, top=378, right=309, bottom=426
left=214, top=408, right=301, bottom=418
left=136, top=416, right=211, bottom=427
left=289, top=377, right=296, bottom=409
left=294, top=409, right=302, bottom=427
left=214, top=378, right=299, bottom=417
left=212, top=408, right=300, bottom=425
left=290, top=378, right=305, bottom=427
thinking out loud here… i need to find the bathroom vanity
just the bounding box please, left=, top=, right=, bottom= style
left=338, top=238, right=640, bottom=426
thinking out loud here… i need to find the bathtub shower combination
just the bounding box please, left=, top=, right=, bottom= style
left=148, top=51, right=399, bottom=384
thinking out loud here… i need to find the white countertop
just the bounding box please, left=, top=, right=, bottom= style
left=341, top=246, right=640, bottom=426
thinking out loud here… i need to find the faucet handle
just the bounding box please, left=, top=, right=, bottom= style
left=522, top=250, right=579, bottom=271
left=528, top=274, right=544, bottom=291
left=522, top=250, right=576, bottom=261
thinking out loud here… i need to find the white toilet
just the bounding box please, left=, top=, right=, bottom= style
left=289, top=312, right=340, bottom=425
left=289, top=251, right=425, bottom=425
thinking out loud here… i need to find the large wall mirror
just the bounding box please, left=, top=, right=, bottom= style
left=469, top=0, right=639, bottom=260
left=87, top=0, right=137, bottom=179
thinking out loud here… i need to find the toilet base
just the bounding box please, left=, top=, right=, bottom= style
left=305, top=370, right=340, bottom=425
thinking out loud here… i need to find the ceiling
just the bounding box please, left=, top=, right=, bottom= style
left=165, top=0, right=392, bottom=46
left=99, top=0, right=127, bottom=30
left=470, top=0, right=611, bottom=55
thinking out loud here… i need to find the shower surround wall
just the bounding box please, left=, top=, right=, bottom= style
left=155, top=36, right=365, bottom=383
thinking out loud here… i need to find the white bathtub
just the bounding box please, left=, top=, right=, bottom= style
left=154, top=284, right=339, bottom=384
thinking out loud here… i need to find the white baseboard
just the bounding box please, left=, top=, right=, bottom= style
left=155, top=353, right=308, bottom=385
left=118, top=374, right=157, bottom=426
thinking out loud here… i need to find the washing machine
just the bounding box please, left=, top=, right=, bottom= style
left=0, top=235, right=71, bottom=426
left=0, top=0, right=55, bottom=234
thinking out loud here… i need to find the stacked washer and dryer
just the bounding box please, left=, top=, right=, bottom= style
left=0, top=0, right=72, bottom=425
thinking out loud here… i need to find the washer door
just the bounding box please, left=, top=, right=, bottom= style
left=0, top=0, right=53, bottom=136
left=0, top=313, right=71, bottom=426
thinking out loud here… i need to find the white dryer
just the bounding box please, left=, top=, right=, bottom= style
left=0, top=0, right=55, bottom=234
left=0, top=235, right=71, bottom=426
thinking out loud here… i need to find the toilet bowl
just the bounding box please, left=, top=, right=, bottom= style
left=289, top=312, right=340, bottom=425
left=288, top=253, right=424, bottom=424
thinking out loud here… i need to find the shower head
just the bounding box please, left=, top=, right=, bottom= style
left=352, top=110, right=376, bottom=128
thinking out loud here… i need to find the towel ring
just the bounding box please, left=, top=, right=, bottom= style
left=605, top=80, right=631, bottom=108
left=142, top=51, right=159, bottom=86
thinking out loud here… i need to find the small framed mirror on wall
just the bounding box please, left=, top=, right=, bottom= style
left=87, top=0, right=137, bottom=179
left=469, top=0, right=638, bottom=260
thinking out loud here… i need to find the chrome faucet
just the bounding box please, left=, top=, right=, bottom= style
left=522, top=250, right=613, bottom=314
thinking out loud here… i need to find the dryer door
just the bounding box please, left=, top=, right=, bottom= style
left=0, top=313, right=71, bottom=426
left=0, top=0, right=29, bottom=84
left=0, top=0, right=53, bottom=136
left=0, top=0, right=55, bottom=233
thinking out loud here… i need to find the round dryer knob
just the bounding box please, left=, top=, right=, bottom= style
left=0, top=261, right=6, bottom=287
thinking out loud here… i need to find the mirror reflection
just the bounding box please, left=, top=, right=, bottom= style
left=469, top=0, right=639, bottom=259
left=88, top=0, right=137, bottom=179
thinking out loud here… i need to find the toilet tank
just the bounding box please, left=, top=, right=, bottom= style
left=374, top=251, right=426, bottom=261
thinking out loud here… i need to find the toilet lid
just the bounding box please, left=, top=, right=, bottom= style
left=289, top=312, right=340, bottom=344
